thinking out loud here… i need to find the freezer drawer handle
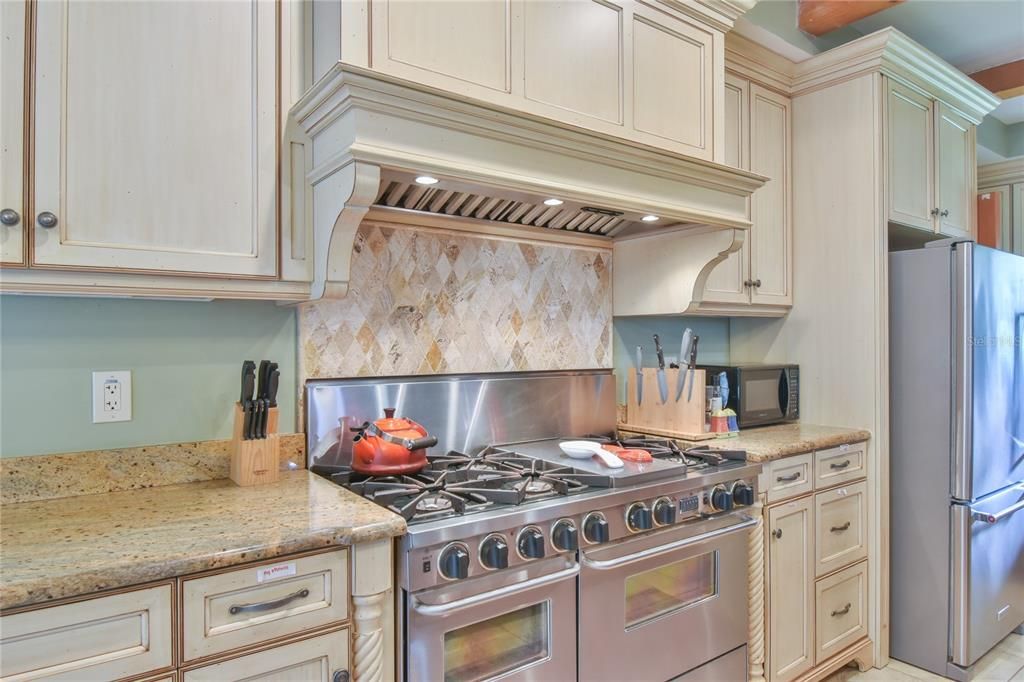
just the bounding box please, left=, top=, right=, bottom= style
left=830, top=521, right=851, bottom=533
left=829, top=459, right=851, bottom=470
left=776, top=471, right=802, bottom=483
left=228, top=588, right=309, bottom=615
left=411, top=565, right=579, bottom=616
left=582, top=516, right=758, bottom=570
left=831, top=603, right=852, bottom=617
left=971, top=492, right=1024, bottom=524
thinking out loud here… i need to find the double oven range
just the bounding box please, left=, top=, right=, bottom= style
left=308, top=371, right=761, bottom=682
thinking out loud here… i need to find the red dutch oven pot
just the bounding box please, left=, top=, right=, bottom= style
left=351, top=408, right=438, bottom=475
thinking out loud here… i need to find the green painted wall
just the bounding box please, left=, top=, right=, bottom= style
left=742, top=0, right=863, bottom=55
left=0, top=296, right=298, bottom=457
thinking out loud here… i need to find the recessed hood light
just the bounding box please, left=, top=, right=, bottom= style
left=415, top=175, right=439, bottom=185
left=543, top=198, right=564, bottom=206
left=642, top=215, right=659, bottom=222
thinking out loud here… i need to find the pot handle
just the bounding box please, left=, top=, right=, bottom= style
left=406, top=435, right=439, bottom=451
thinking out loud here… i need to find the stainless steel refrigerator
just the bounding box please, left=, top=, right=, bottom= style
left=890, top=241, right=1024, bottom=680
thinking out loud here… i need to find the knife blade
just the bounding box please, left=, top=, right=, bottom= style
left=634, top=345, right=644, bottom=406
left=240, top=360, right=256, bottom=440
left=675, top=328, right=693, bottom=402
left=654, top=334, right=668, bottom=404
left=687, top=335, right=700, bottom=402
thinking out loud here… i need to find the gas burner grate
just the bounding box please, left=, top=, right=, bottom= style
left=348, top=469, right=529, bottom=521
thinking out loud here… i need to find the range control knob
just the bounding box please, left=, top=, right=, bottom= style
left=479, top=534, right=509, bottom=570
left=517, top=526, right=546, bottom=560
left=731, top=481, right=755, bottom=507
left=709, top=486, right=734, bottom=513
left=583, top=513, right=610, bottom=544
left=551, top=519, right=579, bottom=552
left=626, top=503, right=653, bottom=532
left=439, top=543, right=470, bottom=580
left=653, top=497, right=677, bottom=526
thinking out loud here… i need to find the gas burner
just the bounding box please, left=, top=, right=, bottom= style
left=525, top=479, right=554, bottom=494
left=416, top=494, right=453, bottom=513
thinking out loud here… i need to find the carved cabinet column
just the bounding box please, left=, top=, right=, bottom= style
left=748, top=493, right=767, bottom=682
left=350, top=539, right=394, bottom=682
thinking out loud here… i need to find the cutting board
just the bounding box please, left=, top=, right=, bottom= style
left=620, top=368, right=710, bottom=440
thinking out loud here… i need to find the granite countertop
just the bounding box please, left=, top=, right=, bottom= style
left=682, top=423, right=871, bottom=463
left=0, top=471, right=406, bottom=611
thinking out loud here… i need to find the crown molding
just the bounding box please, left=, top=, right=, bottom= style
left=725, top=31, right=797, bottom=95
left=792, top=27, right=1000, bottom=123
left=978, top=156, right=1024, bottom=188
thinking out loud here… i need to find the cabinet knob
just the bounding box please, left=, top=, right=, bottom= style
left=743, top=280, right=753, bottom=288
left=753, top=279, right=762, bottom=288
left=772, top=528, right=783, bottom=539
left=332, top=670, right=350, bottom=682
left=940, top=209, right=949, bottom=217
left=37, top=211, right=58, bottom=229
left=0, top=208, right=19, bottom=226
left=931, top=208, right=940, bottom=217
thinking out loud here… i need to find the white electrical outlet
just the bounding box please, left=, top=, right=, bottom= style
left=92, top=370, right=132, bottom=423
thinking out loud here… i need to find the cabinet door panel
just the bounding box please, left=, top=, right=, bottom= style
left=631, top=4, right=715, bottom=159
left=182, top=629, right=348, bottom=682
left=0, top=0, right=25, bottom=265
left=749, top=84, right=791, bottom=306
left=977, top=185, right=1011, bottom=250
left=768, top=497, right=814, bottom=682
left=523, top=0, right=623, bottom=125
left=936, top=102, right=974, bottom=239
left=887, top=81, right=935, bottom=231
left=32, top=0, right=278, bottom=276
left=703, top=73, right=748, bottom=304
left=371, top=0, right=510, bottom=95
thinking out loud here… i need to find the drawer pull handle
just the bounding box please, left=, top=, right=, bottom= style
left=229, top=588, right=310, bottom=615
left=831, top=602, right=852, bottom=617
left=776, top=471, right=801, bottom=483
left=830, top=521, right=851, bottom=533
left=829, top=459, right=851, bottom=470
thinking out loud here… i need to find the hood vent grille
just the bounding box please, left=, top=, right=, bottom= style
left=375, top=180, right=628, bottom=236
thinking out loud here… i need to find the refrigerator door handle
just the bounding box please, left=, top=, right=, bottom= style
left=971, top=484, right=1024, bottom=524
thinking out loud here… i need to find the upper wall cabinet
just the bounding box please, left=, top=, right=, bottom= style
left=885, top=78, right=976, bottom=240
left=347, top=0, right=754, bottom=162
left=0, top=0, right=26, bottom=266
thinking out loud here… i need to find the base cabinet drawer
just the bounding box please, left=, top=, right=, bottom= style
left=0, top=584, right=173, bottom=681
left=815, top=482, right=868, bottom=577
left=763, top=453, right=813, bottom=503
left=815, top=561, right=868, bottom=665
left=182, top=628, right=348, bottom=682
left=182, top=549, right=348, bottom=662
left=814, top=442, right=866, bottom=489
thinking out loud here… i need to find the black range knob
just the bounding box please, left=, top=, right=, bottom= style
left=479, top=534, right=509, bottom=570
left=626, top=503, right=653, bottom=532
left=517, top=526, right=546, bottom=559
left=439, top=543, right=470, bottom=580
left=710, top=486, right=733, bottom=513
left=732, top=481, right=755, bottom=507
left=583, top=513, right=609, bottom=544
left=653, top=497, right=677, bottom=526
left=551, top=519, right=579, bottom=552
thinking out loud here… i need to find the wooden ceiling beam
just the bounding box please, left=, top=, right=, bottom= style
left=969, top=59, right=1024, bottom=99
left=798, top=0, right=906, bottom=37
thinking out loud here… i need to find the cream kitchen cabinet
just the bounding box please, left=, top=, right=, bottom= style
left=319, top=0, right=757, bottom=163
left=886, top=78, right=976, bottom=240
left=767, top=496, right=815, bottom=682
left=182, top=629, right=348, bottom=682
left=0, top=0, right=26, bottom=266
left=698, top=71, right=791, bottom=315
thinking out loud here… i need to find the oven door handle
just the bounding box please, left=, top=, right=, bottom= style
left=581, top=517, right=758, bottom=571
left=410, top=565, right=580, bottom=616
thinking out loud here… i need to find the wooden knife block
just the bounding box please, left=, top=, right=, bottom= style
left=620, top=368, right=709, bottom=440
left=229, top=402, right=280, bottom=487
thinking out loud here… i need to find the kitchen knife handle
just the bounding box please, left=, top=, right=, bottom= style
left=267, top=370, right=280, bottom=408
left=653, top=334, right=665, bottom=368
left=241, top=402, right=253, bottom=441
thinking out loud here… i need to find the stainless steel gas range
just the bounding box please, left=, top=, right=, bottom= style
left=307, top=370, right=761, bottom=682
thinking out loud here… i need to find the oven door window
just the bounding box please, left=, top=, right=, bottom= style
left=443, top=601, right=550, bottom=681
left=624, top=551, right=717, bottom=629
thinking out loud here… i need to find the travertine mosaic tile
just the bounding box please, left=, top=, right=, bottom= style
left=300, top=222, right=612, bottom=379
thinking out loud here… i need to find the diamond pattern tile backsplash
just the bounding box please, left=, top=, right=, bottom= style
left=300, top=222, right=612, bottom=380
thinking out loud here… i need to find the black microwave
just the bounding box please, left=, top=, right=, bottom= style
left=700, top=363, right=799, bottom=428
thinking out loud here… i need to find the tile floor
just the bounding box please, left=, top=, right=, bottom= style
left=825, top=633, right=1024, bottom=681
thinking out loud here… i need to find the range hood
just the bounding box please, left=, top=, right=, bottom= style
left=288, top=64, right=766, bottom=300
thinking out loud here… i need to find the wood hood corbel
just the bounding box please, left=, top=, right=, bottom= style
left=288, top=64, right=767, bottom=301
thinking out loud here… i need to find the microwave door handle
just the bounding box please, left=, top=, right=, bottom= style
left=778, top=370, right=789, bottom=416
left=411, top=565, right=579, bottom=616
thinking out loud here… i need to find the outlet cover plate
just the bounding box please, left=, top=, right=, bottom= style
left=92, top=370, right=132, bottom=423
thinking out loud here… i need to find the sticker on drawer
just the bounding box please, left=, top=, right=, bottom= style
left=256, top=562, right=297, bottom=583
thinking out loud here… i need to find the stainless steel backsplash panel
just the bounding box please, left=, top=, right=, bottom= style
left=306, top=370, right=617, bottom=467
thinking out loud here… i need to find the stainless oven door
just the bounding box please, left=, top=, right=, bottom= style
left=738, top=368, right=787, bottom=426
left=579, top=515, right=757, bottom=682
left=405, top=557, right=578, bottom=682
